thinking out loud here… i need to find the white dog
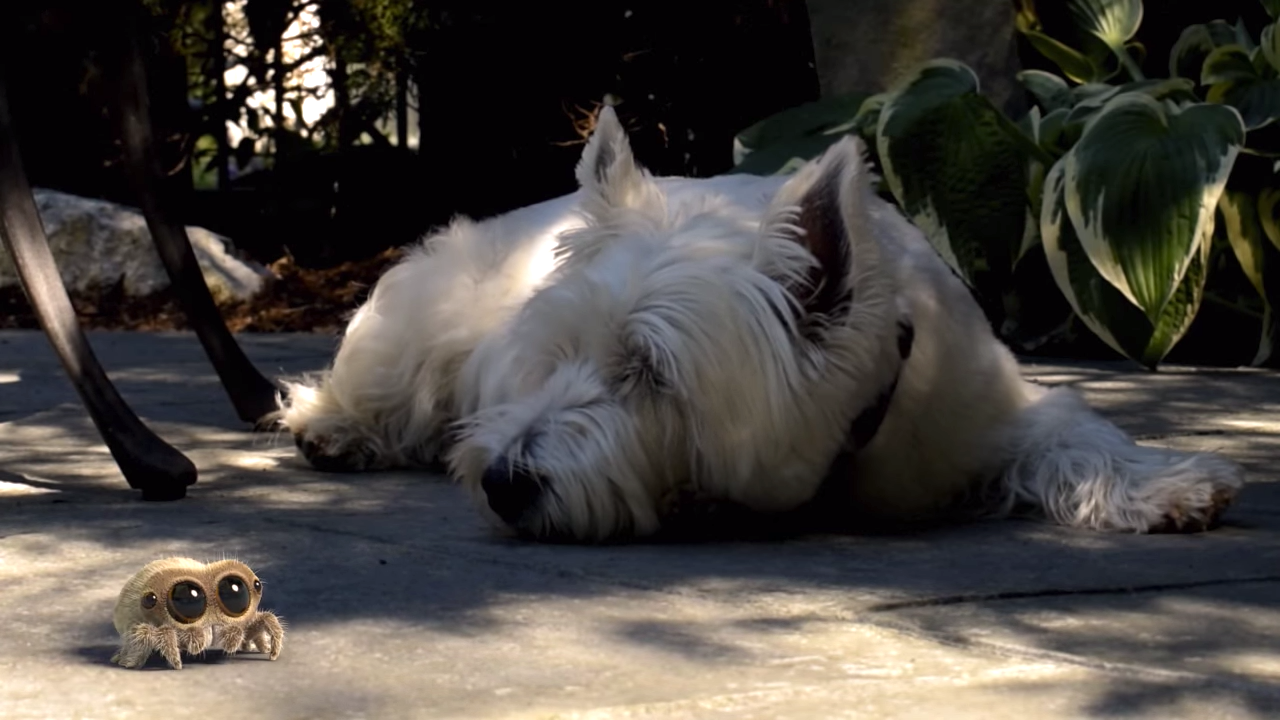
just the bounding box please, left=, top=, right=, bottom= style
left=277, top=106, right=1244, bottom=542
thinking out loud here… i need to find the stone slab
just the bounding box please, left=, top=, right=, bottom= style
left=1, top=330, right=1278, bottom=719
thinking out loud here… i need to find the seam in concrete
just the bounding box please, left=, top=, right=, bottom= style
left=864, top=576, right=1280, bottom=612
left=269, top=519, right=1280, bottom=614
left=1132, top=430, right=1231, bottom=441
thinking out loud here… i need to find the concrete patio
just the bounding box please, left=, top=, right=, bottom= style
left=1, top=329, right=1279, bottom=719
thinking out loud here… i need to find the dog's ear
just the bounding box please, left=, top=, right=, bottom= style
left=760, top=135, right=879, bottom=319
left=574, top=105, right=661, bottom=224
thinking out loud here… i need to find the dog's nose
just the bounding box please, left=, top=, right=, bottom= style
left=481, top=461, right=544, bottom=525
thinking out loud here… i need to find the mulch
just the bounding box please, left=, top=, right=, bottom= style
left=0, top=247, right=405, bottom=334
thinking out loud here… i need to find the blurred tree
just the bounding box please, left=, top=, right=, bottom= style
left=2, top=0, right=194, bottom=203
left=314, top=0, right=421, bottom=150
left=3, top=0, right=820, bottom=267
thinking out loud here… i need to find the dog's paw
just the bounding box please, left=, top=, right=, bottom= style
left=294, top=433, right=382, bottom=473
left=1138, top=454, right=1245, bottom=534
left=1147, top=486, right=1238, bottom=534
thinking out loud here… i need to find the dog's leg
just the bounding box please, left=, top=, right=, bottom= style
left=278, top=209, right=567, bottom=471
left=996, top=385, right=1245, bottom=533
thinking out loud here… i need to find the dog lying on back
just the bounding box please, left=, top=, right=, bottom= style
left=277, top=106, right=1244, bottom=542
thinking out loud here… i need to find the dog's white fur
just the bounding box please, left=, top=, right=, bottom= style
left=278, top=107, right=1244, bottom=542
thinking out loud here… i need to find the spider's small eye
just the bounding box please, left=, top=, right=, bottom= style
left=217, top=575, right=252, bottom=617
left=167, top=581, right=206, bottom=623
left=140, top=592, right=157, bottom=610
left=252, top=578, right=262, bottom=593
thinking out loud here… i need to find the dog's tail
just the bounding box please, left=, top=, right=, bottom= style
left=992, top=386, right=1245, bottom=532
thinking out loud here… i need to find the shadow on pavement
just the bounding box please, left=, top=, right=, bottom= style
left=2, top=330, right=1280, bottom=716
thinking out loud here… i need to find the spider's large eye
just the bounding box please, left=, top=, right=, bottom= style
left=167, top=581, right=206, bottom=623
left=217, top=575, right=251, bottom=617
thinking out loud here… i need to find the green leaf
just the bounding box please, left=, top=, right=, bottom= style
left=852, top=93, right=889, bottom=142
left=1203, top=45, right=1280, bottom=129
left=1208, top=76, right=1280, bottom=130
left=733, top=93, right=869, bottom=165
left=1037, top=106, right=1075, bottom=155
left=1236, top=16, right=1260, bottom=52
left=1042, top=157, right=1210, bottom=368
left=1018, top=105, right=1042, bottom=139
left=876, top=60, right=1038, bottom=288
left=1126, top=41, right=1147, bottom=68
left=1019, top=107, right=1054, bottom=267
left=1259, top=185, right=1280, bottom=252
left=1064, top=94, right=1244, bottom=321
left=1202, top=45, right=1258, bottom=84
left=1264, top=21, right=1280, bottom=73
left=729, top=92, right=870, bottom=175
left=1265, top=0, right=1280, bottom=19
left=1220, top=187, right=1270, bottom=299
left=1018, top=24, right=1103, bottom=83
left=1063, top=78, right=1197, bottom=126
left=1170, top=20, right=1250, bottom=79
left=729, top=135, right=850, bottom=176
left=1017, top=70, right=1074, bottom=112
left=1217, top=162, right=1280, bottom=365
left=1144, top=227, right=1212, bottom=366
left=1066, top=0, right=1143, bottom=51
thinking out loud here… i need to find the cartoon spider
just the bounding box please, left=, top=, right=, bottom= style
left=111, top=557, right=285, bottom=670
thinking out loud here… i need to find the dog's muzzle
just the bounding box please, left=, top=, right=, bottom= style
left=481, top=461, right=545, bottom=525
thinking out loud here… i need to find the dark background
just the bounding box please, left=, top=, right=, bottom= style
left=3, top=0, right=1278, bottom=365
left=3, top=0, right=820, bottom=267
left=5, top=0, right=1273, bottom=266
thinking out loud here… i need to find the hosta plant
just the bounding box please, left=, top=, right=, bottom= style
left=731, top=0, right=1280, bottom=369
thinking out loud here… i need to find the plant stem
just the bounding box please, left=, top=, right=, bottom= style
left=1115, top=45, right=1145, bottom=81
left=1204, top=291, right=1264, bottom=320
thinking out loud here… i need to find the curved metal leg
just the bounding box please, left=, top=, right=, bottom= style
left=0, top=70, right=196, bottom=501
left=113, top=10, right=280, bottom=427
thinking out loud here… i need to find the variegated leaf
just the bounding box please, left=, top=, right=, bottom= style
left=1170, top=21, right=1244, bottom=79
left=1066, top=0, right=1143, bottom=51
left=1063, top=94, right=1244, bottom=321
left=1264, top=20, right=1280, bottom=73
left=1016, top=11, right=1103, bottom=84
left=1203, top=44, right=1280, bottom=130
left=1042, top=157, right=1211, bottom=368
left=1215, top=163, right=1280, bottom=366
left=1063, top=78, right=1197, bottom=127
left=876, top=60, right=1040, bottom=287
left=1017, top=70, right=1074, bottom=113
left=1220, top=187, right=1269, bottom=300
left=730, top=93, right=870, bottom=175
left=852, top=93, right=889, bottom=143
left=1260, top=185, right=1280, bottom=252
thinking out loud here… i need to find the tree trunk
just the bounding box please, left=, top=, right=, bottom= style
left=332, top=54, right=351, bottom=149
left=395, top=65, right=408, bottom=148
left=211, top=0, right=230, bottom=191
left=805, top=0, right=1024, bottom=116
left=272, top=36, right=285, bottom=156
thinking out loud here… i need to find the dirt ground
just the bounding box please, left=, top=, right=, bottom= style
left=0, top=247, right=404, bottom=334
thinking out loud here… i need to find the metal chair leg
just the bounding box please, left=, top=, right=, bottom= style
left=0, top=71, right=196, bottom=501
left=113, top=11, right=281, bottom=427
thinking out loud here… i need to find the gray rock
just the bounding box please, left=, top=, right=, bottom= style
left=0, top=188, right=272, bottom=302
